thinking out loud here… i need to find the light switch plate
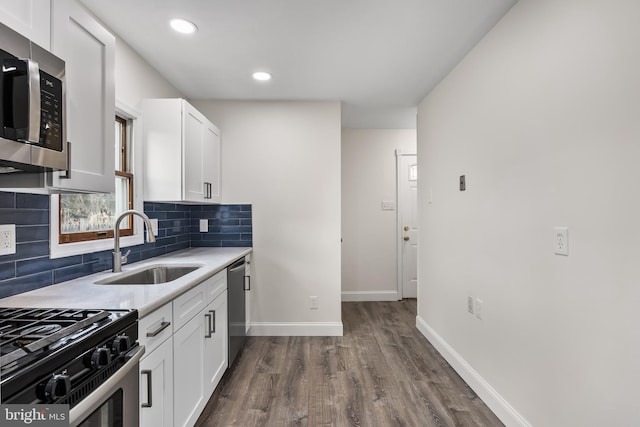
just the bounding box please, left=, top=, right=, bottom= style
left=554, top=227, right=569, bottom=256
left=200, top=219, right=209, bottom=233
left=0, top=224, right=16, bottom=255
left=149, top=218, right=159, bottom=237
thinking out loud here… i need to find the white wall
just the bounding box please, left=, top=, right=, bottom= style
left=191, top=100, right=343, bottom=336
left=114, top=36, right=182, bottom=107
left=341, top=129, right=416, bottom=301
left=416, top=0, right=640, bottom=426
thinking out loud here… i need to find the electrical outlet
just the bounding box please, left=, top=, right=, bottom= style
left=199, top=219, right=209, bottom=233
left=554, top=227, right=569, bottom=256
left=467, top=297, right=474, bottom=314
left=459, top=175, right=466, bottom=191
left=0, top=224, right=16, bottom=255
left=475, top=298, right=483, bottom=320
left=310, top=296, right=318, bottom=310
left=381, top=201, right=395, bottom=211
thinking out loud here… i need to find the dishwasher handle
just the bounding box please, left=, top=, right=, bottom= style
left=228, top=259, right=245, bottom=273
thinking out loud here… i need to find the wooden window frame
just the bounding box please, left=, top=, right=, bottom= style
left=58, top=116, right=134, bottom=244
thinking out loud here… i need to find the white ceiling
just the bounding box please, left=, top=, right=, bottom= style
left=81, top=0, right=517, bottom=128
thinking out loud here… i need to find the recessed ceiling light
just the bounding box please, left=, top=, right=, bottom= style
left=252, top=71, right=272, bottom=81
left=170, top=18, right=197, bottom=34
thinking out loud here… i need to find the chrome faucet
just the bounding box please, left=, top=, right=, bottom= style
left=112, top=209, right=156, bottom=272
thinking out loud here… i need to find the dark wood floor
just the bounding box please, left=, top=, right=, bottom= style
left=196, top=300, right=503, bottom=426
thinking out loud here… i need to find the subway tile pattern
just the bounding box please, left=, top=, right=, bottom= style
left=190, top=204, right=253, bottom=248
left=0, top=192, right=252, bottom=299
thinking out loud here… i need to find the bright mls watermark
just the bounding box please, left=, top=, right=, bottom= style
left=0, top=405, right=69, bottom=426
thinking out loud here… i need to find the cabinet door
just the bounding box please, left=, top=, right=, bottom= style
left=140, top=337, right=174, bottom=427
left=0, top=0, right=50, bottom=49
left=51, top=0, right=115, bottom=192
left=204, top=291, right=228, bottom=397
left=202, top=123, right=221, bottom=203
left=173, top=308, right=207, bottom=427
left=183, top=103, right=205, bottom=202
left=245, top=255, right=251, bottom=334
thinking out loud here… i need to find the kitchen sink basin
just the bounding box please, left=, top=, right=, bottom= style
left=96, top=265, right=202, bottom=285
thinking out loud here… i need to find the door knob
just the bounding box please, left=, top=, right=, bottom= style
left=403, top=236, right=410, bottom=241
left=403, top=226, right=409, bottom=231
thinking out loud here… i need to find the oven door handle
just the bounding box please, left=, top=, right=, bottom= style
left=69, top=345, right=145, bottom=426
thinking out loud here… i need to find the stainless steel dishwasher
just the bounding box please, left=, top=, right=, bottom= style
left=228, top=258, right=247, bottom=366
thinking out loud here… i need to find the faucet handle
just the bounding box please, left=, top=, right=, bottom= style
left=121, top=250, right=131, bottom=264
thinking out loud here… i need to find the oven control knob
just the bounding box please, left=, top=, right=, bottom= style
left=43, top=373, right=71, bottom=402
left=90, top=347, right=112, bottom=369
left=112, top=335, right=131, bottom=355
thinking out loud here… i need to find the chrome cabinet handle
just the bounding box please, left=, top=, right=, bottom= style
left=60, top=141, right=72, bottom=179
left=209, top=310, right=216, bottom=333
left=146, top=321, right=171, bottom=338
left=141, top=370, right=152, bottom=408
left=203, top=182, right=212, bottom=199
left=244, top=275, right=251, bottom=291
left=205, top=313, right=212, bottom=338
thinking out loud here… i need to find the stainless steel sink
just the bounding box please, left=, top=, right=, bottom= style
left=96, top=265, right=202, bottom=285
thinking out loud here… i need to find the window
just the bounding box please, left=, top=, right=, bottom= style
left=58, top=116, right=134, bottom=243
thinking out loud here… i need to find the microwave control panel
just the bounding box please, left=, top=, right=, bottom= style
left=39, top=70, right=63, bottom=152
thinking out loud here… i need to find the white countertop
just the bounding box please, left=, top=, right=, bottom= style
left=0, top=247, right=252, bottom=317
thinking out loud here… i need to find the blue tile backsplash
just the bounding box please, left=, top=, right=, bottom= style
left=0, top=192, right=252, bottom=299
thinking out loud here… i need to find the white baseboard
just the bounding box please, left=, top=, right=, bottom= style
left=341, top=290, right=399, bottom=302
left=415, top=315, right=531, bottom=427
left=248, top=322, right=343, bottom=336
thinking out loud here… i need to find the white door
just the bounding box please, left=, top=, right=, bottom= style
left=202, top=124, right=221, bottom=203
left=203, top=292, right=227, bottom=397
left=140, top=337, right=173, bottom=427
left=173, top=312, right=206, bottom=427
left=51, top=0, right=115, bottom=192
left=398, top=154, right=418, bottom=298
left=183, top=103, right=206, bottom=202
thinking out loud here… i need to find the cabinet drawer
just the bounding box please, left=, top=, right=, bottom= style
left=173, top=270, right=228, bottom=332
left=173, top=281, right=208, bottom=332
left=205, top=270, right=227, bottom=304
left=139, top=302, right=173, bottom=355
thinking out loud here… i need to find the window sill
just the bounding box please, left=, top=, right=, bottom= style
left=49, top=194, right=145, bottom=259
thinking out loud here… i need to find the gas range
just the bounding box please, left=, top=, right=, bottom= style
left=0, top=307, right=139, bottom=408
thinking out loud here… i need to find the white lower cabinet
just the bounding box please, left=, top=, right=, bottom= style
left=174, top=291, right=228, bottom=427
left=139, top=270, right=228, bottom=427
left=140, top=337, right=174, bottom=427
left=204, top=293, right=228, bottom=397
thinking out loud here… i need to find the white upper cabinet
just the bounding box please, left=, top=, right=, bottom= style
left=50, top=0, right=115, bottom=192
left=142, top=99, right=221, bottom=204
left=0, top=0, right=51, bottom=49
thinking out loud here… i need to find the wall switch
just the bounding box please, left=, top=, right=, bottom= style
left=467, top=296, right=474, bottom=314
left=199, top=219, right=209, bottom=233
left=459, top=175, right=466, bottom=191
left=475, top=298, right=483, bottom=320
left=381, top=201, right=395, bottom=210
left=554, top=227, right=569, bottom=256
left=149, top=218, right=159, bottom=237
left=0, top=224, right=16, bottom=255
left=310, top=296, right=318, bottom=309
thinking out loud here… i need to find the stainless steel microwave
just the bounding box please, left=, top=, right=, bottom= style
left=0, top=21, right=67, bottom=174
